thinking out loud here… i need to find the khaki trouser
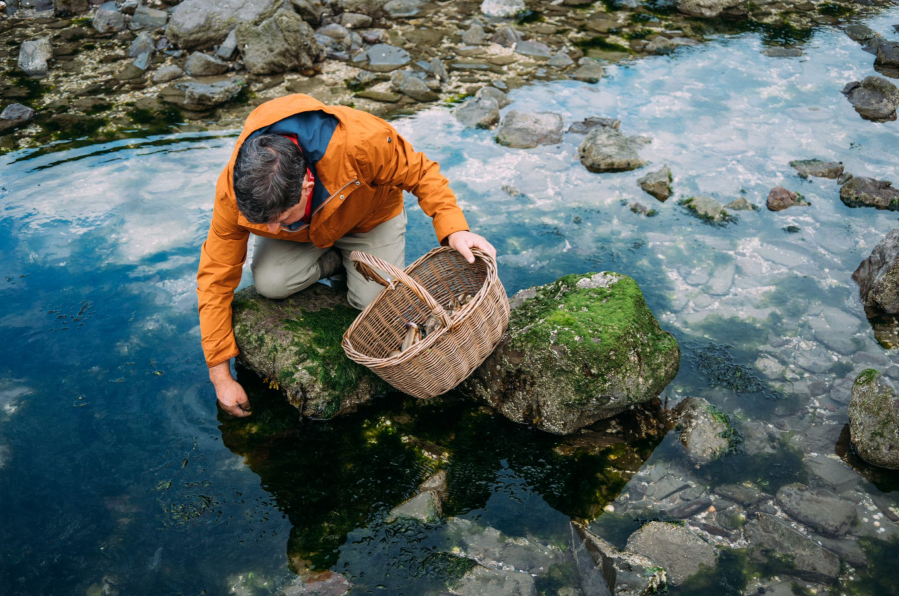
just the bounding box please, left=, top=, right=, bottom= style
left=250, top=209, right=407, bottom=309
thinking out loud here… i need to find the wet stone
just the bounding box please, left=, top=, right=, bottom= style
left=754, top=354, right=784, bottom=379
left=567, top=117, right=620, bottom=134
left=387, top=491, right=440, bottom=523
left=0, top=103, right=35, bottom=121
left=713, top=484, right=765, bottom=506
left=353, top=44, right=411, bottom=73
left=744, top=513, right=841, bottom=582
left=390, top=70, right=437, bottom=102
left=725, top=196, right=756, bottom=210
left=445, top=517, right=564, bottom=575
left=841, top=177, right=899, bottom=211
left=766, top=187, right=810, bottom=211
left=356, top=89, right=402, bottom=103
left=842, top=76, right=899, bottom=122
left=578, top=127, right=648, bottom=173
left=547, top=50, right=574, bottom=68
left=677, top=0, right=745, bottom=18
left=776, top=484, right=857, bottom=536
left=475, top=85, right=510, bottom=108
left=454, top=96, right=500, bottom=129
left=804, top=454, right=860, bottom=494
left=570, top=522, right=666, bottom=596
left=790, top=158, right=844, bottom=179
left=663, top=497, right=713, bottom=519
left=131, top=51, right=152, bottom=71
left=853, top=229, right=899, bottom=317
left=849, top=370, right=899, bottom=469
left=448, top=565, right=536, bottom=596
left=646, top=475, right=689, bottom=500
left=570, top=59, right=605, bottom=84
left=495, top=110, right=563, bottom=148
left=875, top=41, right=899, bottom=69
left=679, top=195, right=731, bottom=223
left=638, top=165, right=672, bottom=201
left=626, top=521, right=717, bottom=585
left=845, top=24, right=880, bottom=45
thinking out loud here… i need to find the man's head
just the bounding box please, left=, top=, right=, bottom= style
left=233, top=134, right=313, bottom=231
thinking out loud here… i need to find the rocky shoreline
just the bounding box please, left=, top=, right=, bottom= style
left=2, top=0, right=898, bottom=154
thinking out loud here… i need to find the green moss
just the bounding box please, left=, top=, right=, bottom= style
left=444, top=93, right=470, bottom=105
left=630, top=13, right=657, bottom=23
left=818, top=2, right=854, bottom=16
left=2, top=70, right=49, bottom=107
left=856, top=368, right=880, bottom=386
left=843, top=537, right=899, bottom=596
left=624, top=29, right=655, bottom=40
left=573, top=37, right=632, bottom=54
left=706, top=403, right=741, bottom=453
left=38, top=115, right=107, bottom=140
left=783, top=225, right=801, bottom=233
left=70, top=17, right=93, bottom=26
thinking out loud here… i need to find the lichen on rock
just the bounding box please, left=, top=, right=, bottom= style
left=461, top=272, right=680, bottom=435
left=232, top=284, right=387, bottom=419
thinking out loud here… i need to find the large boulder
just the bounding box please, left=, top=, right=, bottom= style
left=236, top=8, right=323, bottom=75
left=840, top=177, right=899, bottom=211
left=495, top=110, right=564, bottom=148
left=461, top=272, right=680, bottom=435
left=677, top=0, right=745, bottom=18
left=578, top=127, right=648, bottom=173
left=166, top=0, right=280, bottom=50
left=842, top=76, right=899, bottom=122
left=849, top=369, right=899, bottom=469
left=853, top=229, right=899, bottom=316
left=18, top=37, right=52, bottom=78
left=232, top=284, right=387, bottom=419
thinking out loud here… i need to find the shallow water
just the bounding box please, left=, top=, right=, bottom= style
left=2, top=9, right=899, bottom=596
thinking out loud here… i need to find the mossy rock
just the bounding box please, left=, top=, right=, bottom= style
left=462, top=272, right=680, bottom=435
left=232, top=284, right=387, bottom=419
left=849, top=369, right=899, bottom=469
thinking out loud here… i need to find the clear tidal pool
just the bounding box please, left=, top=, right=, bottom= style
left=2, top=8, right=899, bottom=596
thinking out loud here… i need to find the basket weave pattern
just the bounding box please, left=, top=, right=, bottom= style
left=342, top=247, right=510, bottom=399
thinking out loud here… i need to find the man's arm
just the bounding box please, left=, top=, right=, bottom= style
left=197, top=175, right=252, bottom=416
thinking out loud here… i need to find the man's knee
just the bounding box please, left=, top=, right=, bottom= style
left=251, top=260, right=316, bottom=299
left=347, top=281, right=383, bottom=310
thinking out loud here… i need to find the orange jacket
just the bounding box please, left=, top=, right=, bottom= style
left=197, top=94, right=469, bottom=368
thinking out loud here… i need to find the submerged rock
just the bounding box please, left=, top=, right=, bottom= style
left=626, top=521, right=717, bottom=585
left=236, top=9, right=322, bottom=75
left=766, top=187, right=809, bottom=211
left=679, top=195, right=732, bottom=223
left=231, top=285, right=386, bottom=419
left=454, top=96, right=500, bottom=129
left=840, top=177, right=899, bottom=211
left=495, top=110, right=564, bottom=148
left=775, top=484, right=857, bottom=536
left=461, top=272, right=680, bottom=435
left=578, top=127, right=648, bottom=173
left=570, top=522, right=666, bottom=596
left=637, top=165, right=672, bottom=201
left=448, top=565, right=536, bottom=596
left=445, top=517, right=565, bottom=575
left=849, top=369, right=899, bottom=469
left=842, top=76, right=899, bottom=122
left=789, top=158, right=844, bottom=179
left=744, top=513, right=840, bottom=582
left=853, top=229, right=899, bottom=316
left=673, top=397, right=736, bottom=464
left=167, top=0, right=280, bottom=50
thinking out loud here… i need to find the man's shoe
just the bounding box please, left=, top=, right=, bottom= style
left=316, top=248, right=344, bottom=280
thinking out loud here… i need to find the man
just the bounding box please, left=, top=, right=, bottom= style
left=197, top=94, right=496, bottom=417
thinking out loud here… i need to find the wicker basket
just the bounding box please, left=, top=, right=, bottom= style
left=342, top=247, right=510, bottom=399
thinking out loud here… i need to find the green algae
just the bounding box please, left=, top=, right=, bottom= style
left=855, top=368, right=879, bottom=386
left=843, top=537, right=899, bottom=596
left=574, top=36, right=633, bottom=54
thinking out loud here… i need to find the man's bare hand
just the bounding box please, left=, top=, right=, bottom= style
left=447, top=231, right=497, bottom=264
left=210, top=361, right=251, bottom=417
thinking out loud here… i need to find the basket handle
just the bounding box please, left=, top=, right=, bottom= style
left=349, top=251, right=451, bottom=327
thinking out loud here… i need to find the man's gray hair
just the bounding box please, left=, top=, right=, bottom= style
left=233, top=134, right=308, bottom=224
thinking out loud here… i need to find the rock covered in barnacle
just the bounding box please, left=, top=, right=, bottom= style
left=461, top=272, right=680, bottom=435
left=849, top=369, right=899, bottom=469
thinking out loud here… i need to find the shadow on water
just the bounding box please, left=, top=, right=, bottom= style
left=218, top=365, right=669, bottom=585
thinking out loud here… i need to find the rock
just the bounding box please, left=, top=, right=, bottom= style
left=875, top=41, right=899, bottom=69
left=448, top=565, right=536, bottom=596
left=842, top=76, right=899, bottom=122
left=570, top=59, right=604, bottom=84
left=677, top=0, right=744, bottom=17
left=754, top=354, right=784, bottom=379
left=789, top=158, right=844, bottom=179
left=128, top=31, right=156, bottom=58
left=775, top=484, right=857, bottom=536
left=215, top=29, right=239, bottom=61
left=117, top=62, right=147, bottom=80
left=455, top=96, right=500, bottom=129
left=637, top=165, right=672, bottom=201
left=236, top=9, right=322, bottom=75
left=130, top=4, right=168, bottom=30
left=679, top=195, right=731, bottom=223
left=388, top=491, right=440, bottom=523
left=184, top=52, right=230, bottom=76
left=714, top=484, right=765, bottom=506
left=0, top=103, right=35, bottom=121
left=673, top=397, right=735, bottom=464
left=475, top=86, right=510, bottom=108
left=355, top=90, right=402, bottom=103
left=804, top=453, right=861, bottom=494
left=383, top=0, right=422, bottom=18
left=849, top=369, right=899, bottom=469
left=480, top=0, right=525, bottom=18
left=427, top=57, right=448, bottom=81
left=152, top=64, right=184, bottom=84
left=495, top=110, right=563, bottom=148
left=570, top=522, right=666, bottom=596
left=814, top=536, right=868, bottom=569
left=853, top=229, right=899, bottom=315
left=231, top=285, right=385, bottom=419
left=626, top=522, right=717, bottom=585
left=391, top=70, right=437, bottom=101
left=567, top=117, right=620, bottom=134
left=646, top=36, right=699, bottom=54
left=131, top=51, right=152, bottom=71
left=167, top=0, right=280, bottom=50
left=629, top=202, right=655, bottom=217
left=515, top=40, right=552, bottom=59
left=766, top=187, right=809, bottom=211
left=337, top=12, right=372, bottom=28
left=725, top=197, right=755, bottom=211
left=18, top=37, right=52, bottom=78
left=445, top=517, right=564, bottom=575
left=845, top=24, right=880, bottom=45
left=92, top=2, right=126, bottom=34
left=840, top=177, right=899, bottom=211
left=547, top=50, right=574, bottom=68
left=52, top=0, right=88, bottom=17
left=578, top=127, right=647, bottom=172
left=158, top=77, right=244, bottom=110
left=462, top=23, right=486, bottom=45
left=744, top=513, right=841, bottom=582
left=353, top=43, right=410, bottom=72
left=763, top=47, right=803, bottom=58
left=491, top=25, right=522, bottom=48
left=461, top=272, right=680, bottom=435
left=839, top=172, right=854, bottom=185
